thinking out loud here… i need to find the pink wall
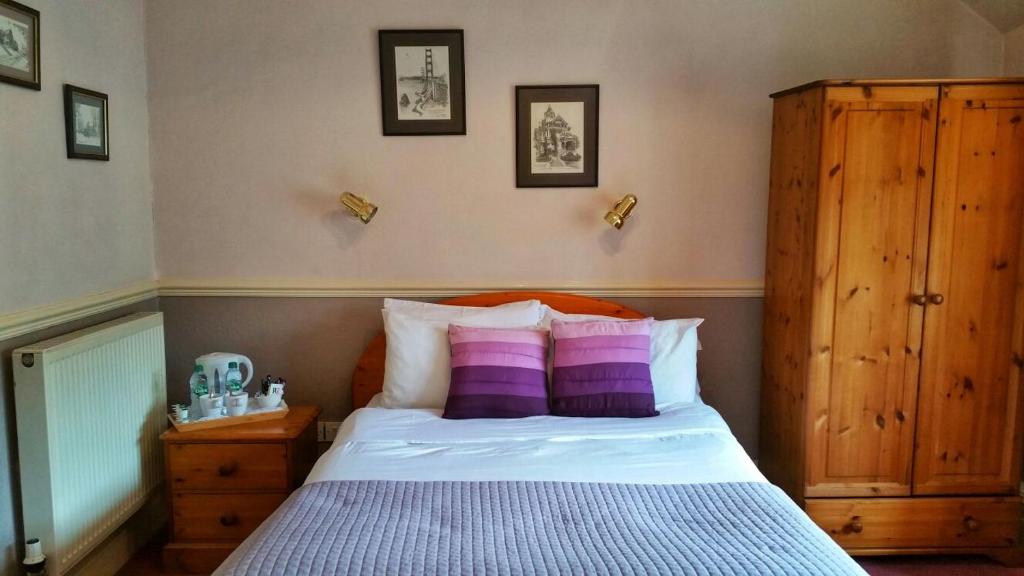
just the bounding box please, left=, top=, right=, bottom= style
left=145, top=0, right=1003, bottom=289
left=0, top=0, right=154, bottom=316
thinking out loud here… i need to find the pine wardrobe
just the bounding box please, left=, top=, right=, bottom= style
left=760, top=78, right=1024, bottom=560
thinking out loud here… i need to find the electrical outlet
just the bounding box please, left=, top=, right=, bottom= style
left=318, top=421, right=342, bottom=442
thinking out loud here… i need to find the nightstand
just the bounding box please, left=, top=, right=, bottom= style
left=161, top=405, right=320, bottom=574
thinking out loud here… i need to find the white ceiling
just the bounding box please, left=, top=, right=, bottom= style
left=960, top=0, right=1024, bottom=32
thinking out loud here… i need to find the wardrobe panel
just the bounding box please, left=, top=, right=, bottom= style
left=914, top=85, right=1024, bottom=495
left=806, top=87, right=937, bottom=497
left=759, top=88, right=822, bottom=502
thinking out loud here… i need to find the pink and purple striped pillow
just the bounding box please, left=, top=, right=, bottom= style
left=442, top=325, right=550, bottom=419
left=550, top=318, right=658, bottom=417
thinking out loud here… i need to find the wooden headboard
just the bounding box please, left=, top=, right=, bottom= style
left=351, top=291, right=646, bottom=409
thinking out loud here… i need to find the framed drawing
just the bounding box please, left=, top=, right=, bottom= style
left=0, top=0, right=39, bottom=90
left=516, top=85, right=598, bottom=188
left=63, top=84, right=108, bottom=161
left=379, top=29, right=465, bottom=136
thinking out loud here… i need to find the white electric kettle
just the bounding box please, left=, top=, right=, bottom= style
left=194, top=352, right=254, bottom=392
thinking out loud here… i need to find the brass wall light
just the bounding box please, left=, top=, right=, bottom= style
left=339, top=191, right=378, bottom=224
left=604, top=194, right=637, bottom=229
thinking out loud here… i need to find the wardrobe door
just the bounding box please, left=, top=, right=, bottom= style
left=914, top=84, right=1024, bottom=495
left=806, top=87, right=938, bottom=497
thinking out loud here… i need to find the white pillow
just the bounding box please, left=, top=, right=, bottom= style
left=382, top=299, right=544, bottom=408
left=540, top=306, right=703, bottom=405
left=384, top=297, right=539, bottom=320
left=649, top=318, right=703, bottom=405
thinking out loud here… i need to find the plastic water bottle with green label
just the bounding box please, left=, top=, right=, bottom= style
left=226, top=361, right=244, bottom=395
left=189, top=364, right=208, bottom=415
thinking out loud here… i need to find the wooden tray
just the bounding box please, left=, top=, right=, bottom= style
left=167, top=400, right=289, bottom=432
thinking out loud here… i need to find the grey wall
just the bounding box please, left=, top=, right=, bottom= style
left=0, top=300, right=159, bottom=576
left=159, top=296, right=763, bottom=452
left=1007, top=23, right=1024, bottom=74
left=0, top=294, right=757, bottom=576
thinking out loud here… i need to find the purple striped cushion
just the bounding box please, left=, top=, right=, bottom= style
left=442, top=325, right=550, bottom=419
left=550, top=318, right=658, bottom=417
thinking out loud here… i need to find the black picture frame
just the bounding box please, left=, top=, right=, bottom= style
left=379, top=29, right=466, bottom=136
left=0, top=0, right=40, bottom=90
left=516, top=85, right=598, bottom=188
left=63, top=84, right=109, bottom=161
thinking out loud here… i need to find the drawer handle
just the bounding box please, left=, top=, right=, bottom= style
left=964, top=516, right=980, bottom=532
left=844, top=517, right=863, bottom=534
left=220, top=513, right=239, bottom=527
left=217, top=462, right=239, bottom=477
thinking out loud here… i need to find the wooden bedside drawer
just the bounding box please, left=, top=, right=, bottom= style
left=806, top=496, right=1019, bottom=549
left=171, top=492, right=287, bottom=541
left=162, top=405, right=320, bottom=571
left=168, top=443, right=288, bottom=491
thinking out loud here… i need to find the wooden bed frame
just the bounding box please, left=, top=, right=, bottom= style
left=351, top=291, right=645, bottom=409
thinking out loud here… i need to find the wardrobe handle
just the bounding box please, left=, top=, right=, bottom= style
left=910, top=294, right=928, bottom=306
left=928, top=293, right=945, bottom=305
left=217, top=462, right=238, bottom=477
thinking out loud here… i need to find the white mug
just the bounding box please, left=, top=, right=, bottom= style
left=227, top=394, right=249, bottom=416
left=199, top=394, right=225, bottom=417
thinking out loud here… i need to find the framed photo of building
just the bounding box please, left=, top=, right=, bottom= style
left=63, top=84, right=108, bottom=160
left=379, top=29, right=465, bottom=136
left=516, top=85, right=598, bottom=188
left=0, top=0, right=40, bottom=90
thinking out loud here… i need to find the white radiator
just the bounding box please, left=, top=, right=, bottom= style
left=14, top=312, right=166, bottom=575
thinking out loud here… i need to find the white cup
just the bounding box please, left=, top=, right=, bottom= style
left=257, top=392, right=283, bottom=409
left=226, top=394, right=249, bottom=416
left=199, top=394, right=224, bottom=417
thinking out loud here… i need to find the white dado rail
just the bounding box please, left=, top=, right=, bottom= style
left=0, top=279, right=764, bottom=341
left=0, top=281, right=160, bottom=341
left=156, top=278, right=765, bottom=299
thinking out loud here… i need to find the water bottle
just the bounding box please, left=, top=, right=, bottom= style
left=189, top=365, right=208, bottom=416
left=226, top=362, right=244, bottom=395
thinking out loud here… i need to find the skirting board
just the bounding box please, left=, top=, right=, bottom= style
left=0, top=279, right=764, bottom=341
left=65, top=489, right=165, bottom=576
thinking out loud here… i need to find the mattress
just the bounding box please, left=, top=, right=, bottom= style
left=216, top=398, right=864, bottom=575
left=307, top=398, right=767, bottom=485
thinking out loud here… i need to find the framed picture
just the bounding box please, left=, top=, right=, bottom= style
left=378, top=29, right=465, bottom=136
left=63, top=84, right=108, bottom=161
left=516, top=85, right=598, bottom=188
left=0, top=0, right=39, bottom=90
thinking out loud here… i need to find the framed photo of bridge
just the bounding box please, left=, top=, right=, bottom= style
left=379, top=29, right=465, bottom=136
left=0, top=0, right=40, bottom=90
left=515, top=85, right=599, bottom=188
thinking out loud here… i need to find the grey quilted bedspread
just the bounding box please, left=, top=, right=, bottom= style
left=215, top=481, right=865, bottom=575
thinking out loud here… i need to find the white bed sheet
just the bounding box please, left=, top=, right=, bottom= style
left=307, top=396, right=765, bottom=486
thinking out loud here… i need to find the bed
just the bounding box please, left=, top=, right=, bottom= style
left=214, top=292, right=864, bottom=575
